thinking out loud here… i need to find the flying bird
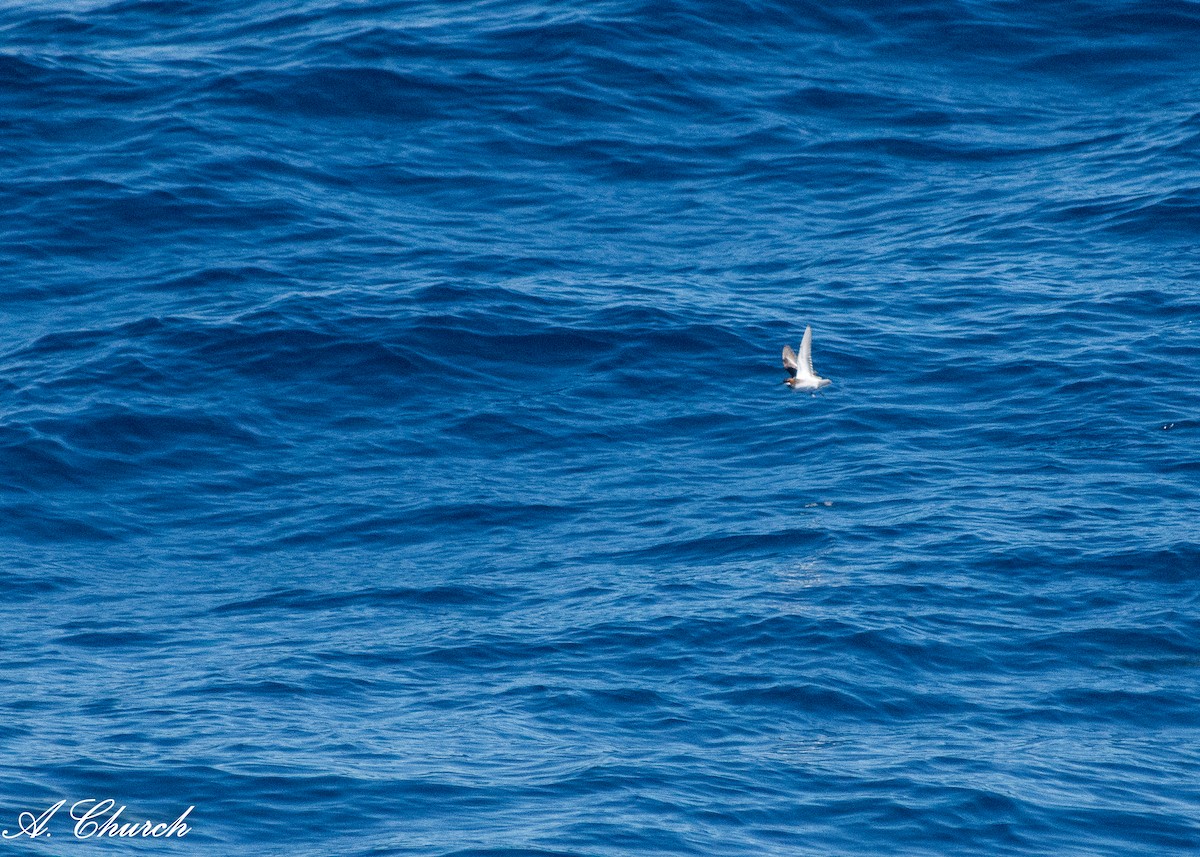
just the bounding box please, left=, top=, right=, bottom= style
left=782, top=326, right=831, bottom=392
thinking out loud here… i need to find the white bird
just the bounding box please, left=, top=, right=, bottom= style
left=782, top=326, right=831, bottom=392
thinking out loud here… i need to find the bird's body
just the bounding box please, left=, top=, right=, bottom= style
left=783, top=326, right=831, bottom=391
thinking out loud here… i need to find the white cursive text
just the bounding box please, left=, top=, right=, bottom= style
left=2, top=799, right=193, bottom=840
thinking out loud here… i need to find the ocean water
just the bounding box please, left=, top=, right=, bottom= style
left=1, top=0, right=1199, bottom=854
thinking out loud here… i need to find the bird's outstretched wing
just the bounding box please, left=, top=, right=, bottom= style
left=782, top=345, right=799, bottom=378
left=798, top=326, right=816, bottom=377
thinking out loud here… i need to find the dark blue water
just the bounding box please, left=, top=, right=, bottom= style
left=2, top=1, right=1199, bottom=854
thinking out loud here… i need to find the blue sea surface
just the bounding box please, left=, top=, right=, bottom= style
left=2, top=0, right=1199, bottom=854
